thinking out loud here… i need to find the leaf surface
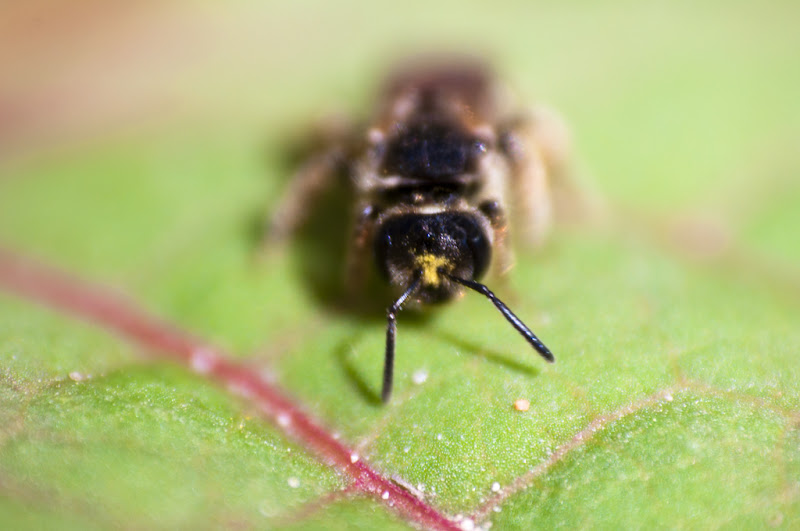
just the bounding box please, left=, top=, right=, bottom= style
left=1, top=1, right=799, bottom=529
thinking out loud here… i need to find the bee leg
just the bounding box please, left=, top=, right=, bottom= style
left=479, top=200, right=513, bottom=276
left=265, top=146, right=346, bottom=243
left=345, top=203, right=380, bottom=297
left=264, top=111, right=357, bottom=245
left=500, top=105, right=570, bottom=247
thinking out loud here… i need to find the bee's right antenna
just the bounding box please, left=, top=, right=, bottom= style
left=444, top=273, right=555, bottom=363
left=382, top=270, right=423, bottom=403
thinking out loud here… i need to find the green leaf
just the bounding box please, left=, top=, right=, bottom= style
left=1, top=1, right=799, bottom=529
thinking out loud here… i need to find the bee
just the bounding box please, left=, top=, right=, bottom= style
left=269, top=58, right=569, bottom=402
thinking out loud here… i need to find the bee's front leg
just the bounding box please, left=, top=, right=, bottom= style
left=266, top=147, right=346, bottom=242
left=500, top=105, right=570, bottom=247
left=265, top=113, right=356, bottom=244
left=345, top=202, right=380, bottom=297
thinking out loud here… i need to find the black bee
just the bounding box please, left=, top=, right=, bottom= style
left=270, top=59, right=569, bottom=402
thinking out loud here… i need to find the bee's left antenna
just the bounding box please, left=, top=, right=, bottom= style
left=383, top=271, right=422, bottom=403
left=444, top=273, right=555, bottom=363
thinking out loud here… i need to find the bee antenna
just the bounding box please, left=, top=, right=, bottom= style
left=443, top=272, right=555, bottom=363
left=382, top=270, right=423, bottom=403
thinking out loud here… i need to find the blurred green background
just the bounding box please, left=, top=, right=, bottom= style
left=1, top=1, right=798, bottom=529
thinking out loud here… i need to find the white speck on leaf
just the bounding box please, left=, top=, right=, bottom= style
left=287, top=477, right=300, bottom=488
left=459, top=517, right=475, bottom=530
left=190, top=347, right=216, bottom=373
left=412, top=369, right=428, bottom=384
left=491, top=482, right=501, bottom=492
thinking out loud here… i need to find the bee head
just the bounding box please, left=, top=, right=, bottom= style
left=373, top=211, right=491, bottom=303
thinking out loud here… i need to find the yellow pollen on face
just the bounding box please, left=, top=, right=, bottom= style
left=415, top=253, right=452, bottom=287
